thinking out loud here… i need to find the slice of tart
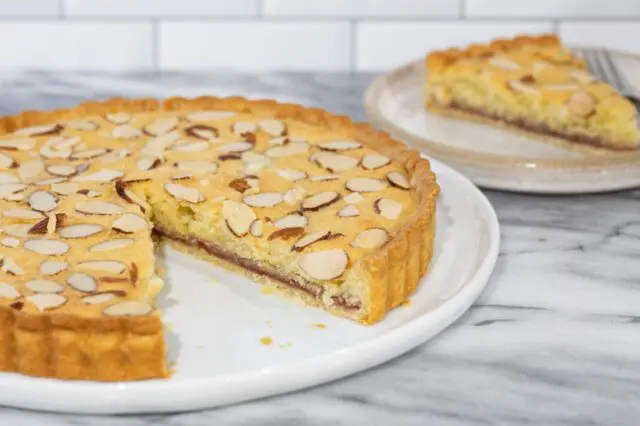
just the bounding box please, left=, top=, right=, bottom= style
left=425, top=34, right=640, bottom=152
left=0, top=96, right=439, bottom=381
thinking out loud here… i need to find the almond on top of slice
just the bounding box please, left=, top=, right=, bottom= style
left=164, top=182, right=205, bottom=204
left=302, top=191, right=340, bottom=211
left=243, top=192, right=283, bottom=208
left=222, top=200, right=257, bottom=237
left=298, top=248, right=348, bottom=281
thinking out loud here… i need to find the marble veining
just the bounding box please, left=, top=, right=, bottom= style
left=0, top=71, right=639, bottom=426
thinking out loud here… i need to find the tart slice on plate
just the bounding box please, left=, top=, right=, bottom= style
left=424, top=34, right=640, bottom=152
left=0, top=96, right=439, bottom=382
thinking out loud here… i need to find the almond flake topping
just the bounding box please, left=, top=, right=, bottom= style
left=222, top=200, right=257, bottom=237
left=315, top=154, right=359, bottom=173
left=75, top=201, right=124, bottom=216
left=176, top=160, right=217, bottom=175
left=318, top=140, right=362, bottom=152
left=164, top=182, right=205, bottom=204
left=145, top=116, right=179, bottom=136
left=310, top=174, right=340, bottom=182
left=258, top=119, right=286, bottom=137
left=0, top=172, right=19, bottom=184
left=0, top=138, right=36, bottom=151
left=50, top=183, right=80, bottom=196
left=47, top=164, right=77, bottom=177
left=78, top=260, right=126, bottom=274
left=298, top=249, right=348, bottom=281
left=112, top=213, right=147, bottom=233
left=0, top=152, right=15, bottom=169
left=361, top=153, right=390, bottom=170
left=185, top=124, right=219, bottom=141
left=243, top=192, right=284, bottom=208
left=73, top=169, right=123, bottom=182
left=39, top=260, right=69, bottom=275
left=217, top=142, right=254, bottom=155
left=0, top=237, right=20, bottom=248
left=186, top=111, right=236, bottom=122
left=266, top=142, right=309, bottom=158
left=67, top=119, right=99, bottom=131
left=27, top=293, right=66, bottom=312
left=71, top=147, right=110, bottom=160
left=18, top=160, right=44, bottom=181
left=172, top=141, right=209, bottom=152
left=15, top=124, right=62, bottom=137
left=269, top=136, right=289, bottom=146
left=274, top=213, right=308, bottom=229
left=276, top=168, right=307, bottom=182
left=344, top=192, right=364, bottom=204
left=67, top=272, right=97, bottom=293
left=374, top=198, right=403, bottom=220
left=489, top=56, right=520, bottom=71
left=105, top=112, right=131, bottom=125
left=103, top=300, right=151, bottom=317
left=140, top=131, right=180, bottom=158
left=3, top=208, right=44, bottom=220
left=352, top=228, right=389, bottom=249
left=0, top=282, right=20, bottom=299
left=568, top=91, right=596, bottom=118
left=387, top=171, right=411, bottom=190
left=24, top=239, right=69, bottom=255
left=284, top=187, right=306, bottom=205
left=302, top=191, right=340, bottom=211
left=90, top=238, right=134, bottom=252
left=292, top=230, right=331, bottom=252
left=4, top=224, right=33, bottom=237
left=338, top=205, right=360, bottom=217
left=1, top=256, right=24, bottom=275
left=508, top=79, right=540, bottom=95
left=26, top=279, right=64, bottom=294
left=28, top=191, right=58, bottom=212
left=345, top=178, right=387, bottom=193
left=83, top=292, right=116, bottom=305
left=136, top=156, right=161, bottom=172
left=111, top=125, right=143, bottom=139
left=249, top=219, right=263, bottom=237
left=233, top=121, right=257, bottom=137
left=59, top=223, right=103, bottom=239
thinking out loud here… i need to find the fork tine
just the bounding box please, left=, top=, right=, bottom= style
left=600, top=49, right=630, bottom=90
left=584, top=49, right=614, bottom=87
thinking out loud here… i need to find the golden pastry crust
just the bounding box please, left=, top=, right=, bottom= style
left=0, top=96, right=439, bottom=381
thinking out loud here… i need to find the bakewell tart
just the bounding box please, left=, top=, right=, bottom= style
left=425, top=34, right=640, bottom=151
left=0, top=96, right=439, bottom=381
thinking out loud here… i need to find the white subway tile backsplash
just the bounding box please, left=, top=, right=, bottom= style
left=159, top=22, right=350, bottom=71
left=466, top=0, right=640, bottom=18
left=560, top=22, right=640, bottom=53
left=0, top=0, right=58, bottom=16
left=64, top=0, right=259, bottom=17
left=356, top=22, right=554, bottom=71
left=263, top=0, right=460, bottom=18
left=0, top=22, right=153, bottom=70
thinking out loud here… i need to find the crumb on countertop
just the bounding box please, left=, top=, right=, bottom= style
left=311, top=323, right=327, bottom=329
left=260, top=336, right=273, bottom=346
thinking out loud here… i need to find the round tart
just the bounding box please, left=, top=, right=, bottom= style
left=0, top=96, right=439, bottom=381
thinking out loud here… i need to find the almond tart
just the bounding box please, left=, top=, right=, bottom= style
left=0, top=96, right=439, bottom=382
left=425, top=34, right=640, bottom=152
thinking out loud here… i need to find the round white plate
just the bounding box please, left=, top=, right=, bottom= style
left=0, top=158, right=500, bottom=415
left=364, top=48, right=640, bottom=194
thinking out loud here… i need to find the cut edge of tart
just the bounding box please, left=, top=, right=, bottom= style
left=0, top=96, right=439, bottom=382
left=424, top=33, right=640, bottom=152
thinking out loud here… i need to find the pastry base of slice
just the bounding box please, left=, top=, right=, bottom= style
left=426, top=101, right=633, bottom=154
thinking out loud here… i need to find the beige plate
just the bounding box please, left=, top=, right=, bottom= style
left=364, top=47, right=640, bottom=194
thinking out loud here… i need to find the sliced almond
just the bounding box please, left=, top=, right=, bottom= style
left=67, top=119, right=99, bottom=131
left=39, top=138, right=71, bottom=160
left=24, top=238, right=69, bottom=255
left=242, top=152, right=271, bottom=174
left=187, top=110, right=236, bottom=122
left=0, top=237, right=20, bottom=248
left=243, top=192, right=284, bottom=208
left=185, top=124, right=218, bottom=141
left=1, top=256, right=24, bottom=275
left=269, top=136, right=289, bottom=146
left=4, top=224, right=32, bottom=237
left=47, top=164, right=77, bottom=177
left=374, top=198, right=402, bottom=220
left=103, top=300, right=151, bottom=316
left=172, top=141, right=209, bottom=152
left=489, top=56, right=520, bottom=71
left=568, top=91, right=596, bottom=118
left=105, top=112, right=131, bottom=125
left=114, top=181, right=149, bottom=213
left=268, top=227, right=305, bottom=241
left=361, top=153, right=391, bottom=170
left=28, top=214, right=64, bottom=235
left=217, top=141, right=254, bottom=155
left=222, top=200, right=257, bottom=237
left=15, top=123, right=63, bottom=137
left=141, top=131, right=181, bottom=158
left=276, top=168, right=307, bottom=182
left=78, top=260, right=126, bottom=274
left=83, top=292, right=116, bottom=305
left=228, top=177, right=251, bottom=194
left=298, top=249, right=348, bottom=281
left=338, top=205, right=360, bottom=217
left=77, top=189, right=101, bottom=198
left=507, top=79, right=540, bottom=95
left=316, top=154, right=359, bottom=173
left=40, top=260, right=69, bottom=275
left=18, top=160, right=44, bottom=181
left=27, top=293, right=66, bottom=311
left=90, top=238, right=134, bottom=252
left=59, top=223, right=102, bottom=239
left=71, top=148, right=110, bottom=160
left=112, top=213, right=147, bottom=233
left=49, top=182, right=77, bottom=196
left=353, top=228, right=389, bottom=249
left=0, top=282, right=20, bottom=299
left=164, top=182, right=205, bottom=204
left=175, top=160, right=217, bottom=175
left=387, top=171, right=411, bottom=190
left=3, top=208, right=44, bottom=220
left=28, top=190, right=58, bottom=212
left=0, top=183, right=27, bottom=201
left=249, top=219, right=263, bottom=237
left=134, top=156, right=160, bottom=172
left=75, top=201, right=124, bottom=216
left=0, top=138, right=36, bottom=151
left=26, top=279, right=64, bottom=294
left=232, top=121, right=257, bottom=137
left=35, top=177, right=66, bottom=186
left=144, top=116, right=178, bottom=136
left=72, top=169, right=123, bottom=182
left=292, top=230, right=331, bottom=252
left=0, top=172, right=19, bottom=184
left=111, top=124, right=142, bottom=139
left=345, top=178, right=387, bottom=193
left=302, top=191, right=340, bottom=211
left=318, top=140, right=362, bottom=152
left=542, top=83, right=580, bottom=92
left=273, top=213, right=308, bottom=229
left=258, top=119, right=286, bottom=137
left=310, top=174, right=339, bottom=182
left=266, top=142, right=309, bottom=158
left=67, top=272, right=97, bottom=293
left=344, top=192, right=364, bottom=204
left=0, top=152, right=15, bottom=169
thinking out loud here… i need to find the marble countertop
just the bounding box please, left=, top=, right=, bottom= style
left=1, top=71, right=639, bottom=426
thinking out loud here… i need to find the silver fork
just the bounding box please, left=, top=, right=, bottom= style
left=575, top=47, right=640, bottom=103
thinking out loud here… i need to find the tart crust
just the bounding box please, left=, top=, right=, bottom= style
left=0, top=96, right=439, bottom=381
